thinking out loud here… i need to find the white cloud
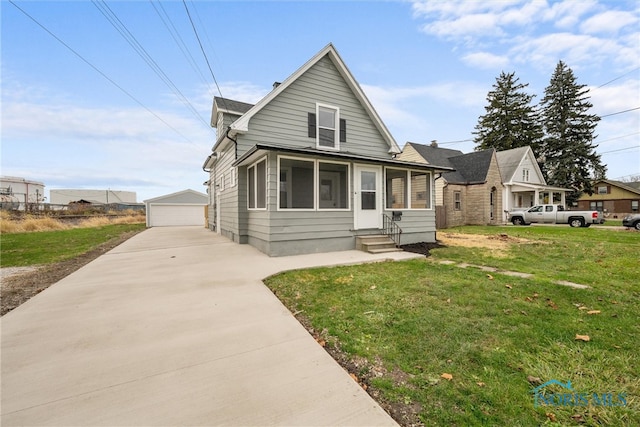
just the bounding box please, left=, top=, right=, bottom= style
left=580, top=10, right=639, bottom=34
left=510, top=32, right=632, bottom=72
left=410, top=0, right=639, bottom=73
left=542, top=0, right=599, bottom=29
left=420, top=13, right=504, bottom=40
left=461, top=52, right=510, bottom=70
left=590, top=79, right=640, bottom=115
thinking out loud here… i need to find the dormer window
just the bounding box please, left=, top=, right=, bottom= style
left=308, top=104, right=346, bottom=150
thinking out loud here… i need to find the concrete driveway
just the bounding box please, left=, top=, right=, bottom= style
left=2, top=226, right=422, bottom=426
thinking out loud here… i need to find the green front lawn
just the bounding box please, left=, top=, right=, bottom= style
left=265, top=226, right=639, bottom=426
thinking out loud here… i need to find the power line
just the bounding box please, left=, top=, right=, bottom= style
left=8, top=0, right=196, bottom=145
left=596, top=67, right=640, bottom=88
left=599, top=145, right=639, bottom=155
left=149, top=0, right=214, bottom=98
left=600, top=107, right=640, bottom=118
left=595, top=132, right=640, bottom=144
left=182, top=0, right=227, bottom=111
left=92, top=0, right=211, bottom=129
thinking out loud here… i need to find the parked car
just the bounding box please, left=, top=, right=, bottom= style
left=509, top=204, right=604, bottom=228
left=622, top=213, right=640, bottom=230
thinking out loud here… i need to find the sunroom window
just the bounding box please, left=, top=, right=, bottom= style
left=278, top=156, right=349, bottom=210
left=279, top=158, right=314, bottom=209
left=319, top=162, right=348, bottom=209
left=411, top=171, right=430, bottom=209
left=385, top=169, right=407, bottom=209
left=384, top=168, right=431, bottom=209
left=248, top=159, right=266, bottom=209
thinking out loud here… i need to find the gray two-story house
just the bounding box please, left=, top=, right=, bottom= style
left=203, top=44, right=452, bottom=256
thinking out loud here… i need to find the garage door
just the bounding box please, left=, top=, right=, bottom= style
left=149, top=204, right=204, bottom=227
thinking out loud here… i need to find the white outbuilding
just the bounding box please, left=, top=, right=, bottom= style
left=144, top=189, right=208, bottom=227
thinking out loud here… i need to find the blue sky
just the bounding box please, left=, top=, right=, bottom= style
left=2, top=0, right=639, bottom=202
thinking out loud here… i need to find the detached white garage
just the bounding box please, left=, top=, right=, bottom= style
left=144, top=189, right=208, bottom=227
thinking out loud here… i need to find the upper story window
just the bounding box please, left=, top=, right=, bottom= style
left=597, top=186, right=608, bottom=194
left=308, top=104, right=346, bottom=150
left=522, top=168, right=530, bottom=182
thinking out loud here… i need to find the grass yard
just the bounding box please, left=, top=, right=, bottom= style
left=1, top=223, right=146, bottom=267
left=265, top=226, right=639, bottom=426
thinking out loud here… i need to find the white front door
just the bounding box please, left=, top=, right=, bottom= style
left=354, top=164, right=382, bottom=229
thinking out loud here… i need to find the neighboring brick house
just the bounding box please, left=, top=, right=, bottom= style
left=400, top=143, right=570, bottom=227
left=577, top=179, right=640, bottom=218
left=399, top=142, right=504, bottom=227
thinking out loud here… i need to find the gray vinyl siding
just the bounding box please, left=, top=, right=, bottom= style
left=217, top=142, right=239, bottom=239
left=236, top=56, right=391, bottom=159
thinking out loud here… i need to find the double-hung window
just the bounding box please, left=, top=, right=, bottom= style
left=308, top=104, right=346, bottom=150
left=248, top=159, right=266, bottom=209
left=454, top=191, right=461, bottom=210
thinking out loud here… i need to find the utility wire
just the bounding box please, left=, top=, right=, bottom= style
left=596, top=67, right=640, bottom=88
left=8, top=0, right=196, bottom=145
left=599, top=145, right=639, bottom=155
left=149, top=0, right=214, bottom=98
left=600, top=107, right=640, bottom=118
left=182, top=0, right=228, bottom=112
left=92, top=0, right=211, bottom=130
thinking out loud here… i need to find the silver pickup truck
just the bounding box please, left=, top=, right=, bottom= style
left=509, top=204, right=604, bottom=228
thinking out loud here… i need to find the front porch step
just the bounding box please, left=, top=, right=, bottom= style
left=356, top=235, right=402, bottom=254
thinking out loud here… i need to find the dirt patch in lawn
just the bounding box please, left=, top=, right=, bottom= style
left=1, top=229, right=142, bottom=316
left=436, top=232, right=535, bottom=257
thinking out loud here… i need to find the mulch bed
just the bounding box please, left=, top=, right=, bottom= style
left=400, top=241, right=445, bottom=257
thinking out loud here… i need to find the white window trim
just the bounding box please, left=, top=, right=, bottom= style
left=230, top=167, right=237, bottom=188
left=276, top=155, right=350, bottom=211
left=316, top=103, right=340, bottom=151
left=454, top=191, right=462, bottom=211
left=383, top=167, right=433, bottom=211
left=318, top=160, right=350, bottom=211
left=247, top=158, right=267, bottom=211
left=218, top=174, right=225, bottom=192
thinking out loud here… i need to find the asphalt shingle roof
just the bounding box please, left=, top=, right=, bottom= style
left=214, top=97, right=254, bottom=115
left=405, top=142, right=494, bottom=184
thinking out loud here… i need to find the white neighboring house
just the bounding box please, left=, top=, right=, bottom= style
left=144, top=189, right=208, bottom=227
left=496, top=146, right=568, bottom=215
left=0, top=176, right=45, bottom=210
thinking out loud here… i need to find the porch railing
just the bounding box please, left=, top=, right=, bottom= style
left=382, top=213, right=403, bottom=247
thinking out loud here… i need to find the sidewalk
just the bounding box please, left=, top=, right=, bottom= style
left=1, top=227, right=421, bottom=426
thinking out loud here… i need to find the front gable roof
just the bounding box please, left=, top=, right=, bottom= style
left=229, top=43, right=400, bottom=154
left=495, top=146, right=545, bottom=184
left=144, top=189, right=208, bottom=204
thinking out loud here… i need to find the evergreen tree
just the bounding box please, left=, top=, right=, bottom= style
left=473, top=71, right=543, bottom=154
left=539, top=61, right=606, bottom=205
